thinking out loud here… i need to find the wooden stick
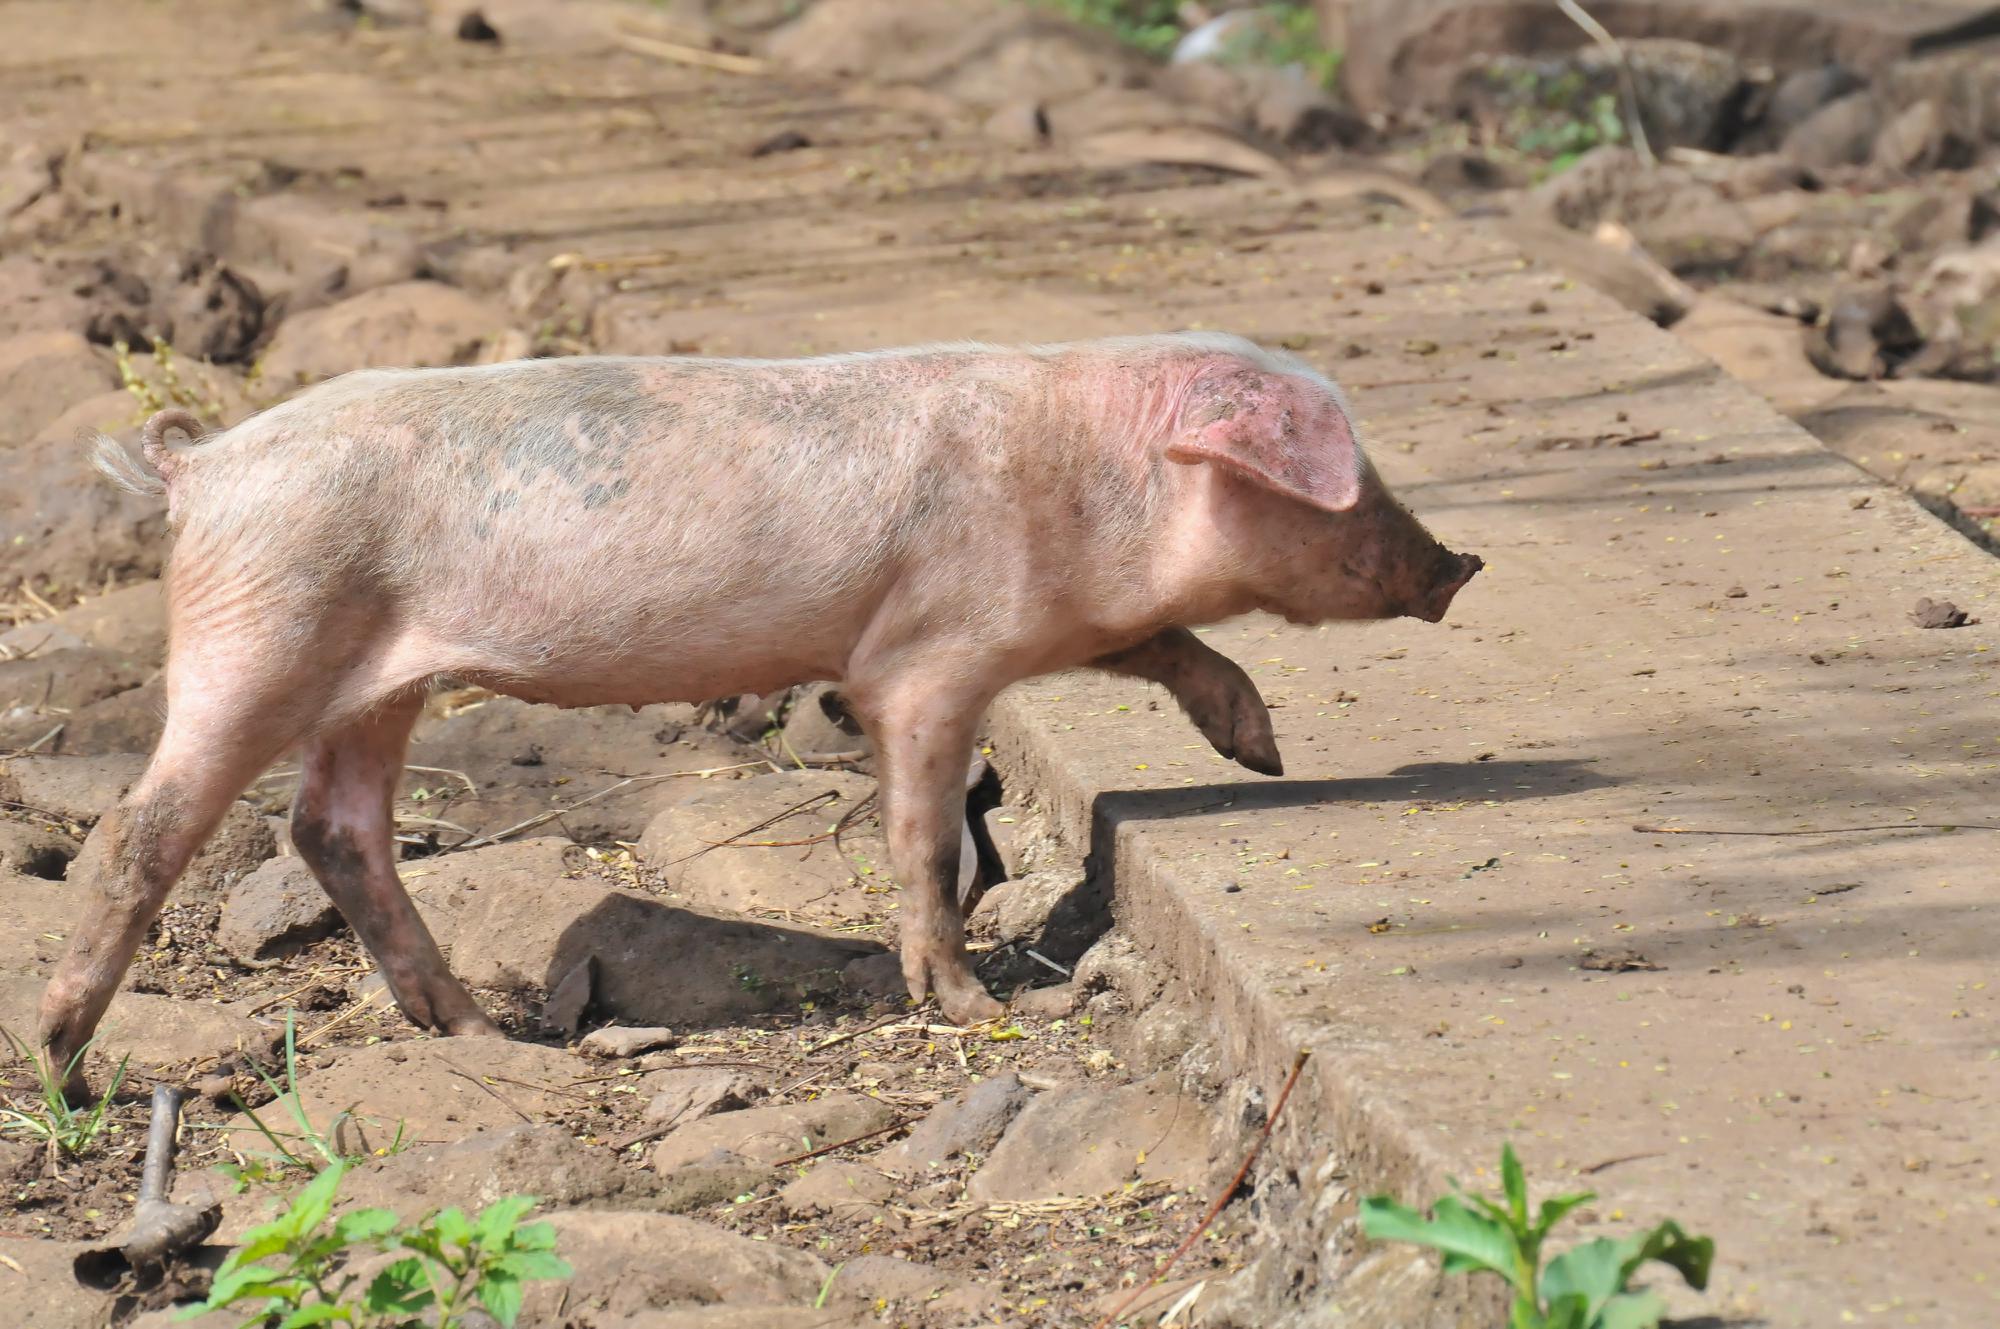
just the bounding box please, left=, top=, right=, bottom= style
left=1089, top=1050, right=1310, bottom=1329
left=1634, top=821, right=2000, bottom=836
left=615, top=32, right=769, bottom=76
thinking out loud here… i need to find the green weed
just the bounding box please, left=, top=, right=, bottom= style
left=214, top=1012, right=406, bottom=1189
left=1361, top=1143, right=1713, bottom=1329
left=0, top=1027, right=131, bottom=1158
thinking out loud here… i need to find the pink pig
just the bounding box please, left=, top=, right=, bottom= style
left=41, top=333, right=1480, bottom=1069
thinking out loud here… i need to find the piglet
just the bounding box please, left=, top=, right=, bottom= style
left=41, top=333, right=1479, bottom=1070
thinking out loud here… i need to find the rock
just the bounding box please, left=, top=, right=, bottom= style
left=638, top=770, right=887, bottom=926
left=0, top=254, right=90, bottom=341
left=1120, top=1000, right=1201, bottom=1075
left=0, top=331, right=117, bottom=444
left=579, top=1024, right=677, bottom=1058
left=1013, top=983, right=1079, bottom=1019
left=0, top=394, right=170, bottom=594
left=47, top=676, right=166, bottom=756
left=334, top=1122, right=656, bottom=1216
left=985, top=867, right=1101, bottom=961
left=4, top=1238, right=117, bottom=1327
left=653, top=1153, right=782, bottom=1212
left=256, top=281, right=512, bottom=387
left=777, top=1158, right=896, bottom=1216
left=0, top=753, right=145, bottom=825
left=653, top=1093, right=896, bottom=1173
left=1072, top=930, right=1160, bottom=1006
left=840, top=950, right=905, bottom=1001
left=0, top=648, right=148, bottom=751
left=1672, top=293, right=1846, bottom=416
left=1418, top=150, right=1528, bottom=194
left=521, top=1211, right=829, bottom=1322
left=645, top=1067, right=759, bottom=1125
left=0, top=867, right=87, bottom=974
left=1743, top=62, right=1867, bottom=151
left=0, top=581, right=164, bottom=664
left=1911, top=239, right=2000, bottom=381
left=1496, top=218, right=1694, bottom=327
left=1782, top=90, right=1882, bottom=171
left=85, top=251, right=268, bottom=365
left=0, top=973, right=276, bottom=1076
left=216, top=858, right=340, bottom=962
left=541, top=952, right=595, bottom=1036
left=1243, top=67, right=1369, bottom=152
left=878, top=1071, right=1029, bottom=1172
left=407, top=695, right=728, bottom=843
left=417, top=838, right=876, bottom=1026
left=775, top=682, right=867, bottom=760
left=969, top=1077, right=1211, bottom=1201
left=1806, top=284, right=1923, bottom=381
left=1871, top=99, right=1963, bottom=174
left=1459, top=40, right=1743, bottom=154
left=215, top=1038, right=586, bottom=1157
left=1625, top=186, right=1755, bottom=277
left=834, top=1254, right=998, bottom=1316
left=181, top=800, right=280, bottom=903
left=0, top=822, right=75, bottom=879
left=980, top=805, right=1028, bottom=880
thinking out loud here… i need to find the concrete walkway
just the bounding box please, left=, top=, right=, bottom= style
left=6, top=3, right=1996, bottom=1324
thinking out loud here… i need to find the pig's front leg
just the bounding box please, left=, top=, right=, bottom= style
left=1091, top=627, right=1283, bottom=776
left=849, top=678, right=1005, bottom=1026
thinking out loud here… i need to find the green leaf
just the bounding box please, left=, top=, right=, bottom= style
left=478, top=1270, right=524, bottom=1327
left=276, top=1304, right=350, bottom=1328
left=1501, top=1144, right=1529, bottom=1229
left=509, top=1220, right=558, bottom=1252
left=332, top=1207, right=400, bottom=1244
left=1617, top=1220, right=1714, bottom=1293
left=1541, top=1237, right=1627, bottom=1316
left=473, top=1194, right=537, bottom=1246
left=1361, top=1195, right=1527, bottom=1292
left=1594, top=1289, right=1668, bottom=1329
left=1541, top=1290, right=1592, bottom=1329
left=363, top=1258, right=435, bottom=1315
left=287, top=1162, right=349, bottom=1238
left=1533, top=1191, right=1596, bottom=1243
left=431, top=1206, right=473, bottom=1248
left=491, top=1250, right=573, bottom=1282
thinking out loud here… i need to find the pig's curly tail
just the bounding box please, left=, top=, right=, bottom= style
left=90, top=408, right=206, bottom=498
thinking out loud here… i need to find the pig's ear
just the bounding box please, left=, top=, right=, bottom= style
left=1165, top=366, right=1363, bottom=513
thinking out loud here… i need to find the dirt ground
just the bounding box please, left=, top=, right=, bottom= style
left=2, top=2, right=1997, bottom=1327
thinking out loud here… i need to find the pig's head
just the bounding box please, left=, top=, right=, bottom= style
left=1165, top=356, right=1482, bottom=626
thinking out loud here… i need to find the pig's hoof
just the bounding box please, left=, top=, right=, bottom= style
left=1232, top=707, right=1283, bottom=777
left=444, top=1012, right=505, bottom=1038
left=937, top=984, right=1005, bottom=1026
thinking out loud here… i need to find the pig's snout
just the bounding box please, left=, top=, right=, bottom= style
left=1411, top=549, right=1483, bottom=623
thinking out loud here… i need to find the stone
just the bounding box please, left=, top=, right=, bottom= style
left=0, top=648, right=148, bottom=752
left=1672, top=294, right=1846, bottom=417
left=51, top=675, right=166, bottom=756
left=645, top=1067, right=759, bottom=1125
left=181, top=800, right=280, bottom=904
left=0, top=868, right=86, bottom=975
left=334, top=1122, right=657, bottom=1216
left=519, top=1211, right=830, bottom=1323
left=980, top=805, right=1029, bottom=880
left=652, top=1093, right=896, bottom=1173
left=776, top=1158, right=896, bottom=1216
left=415, top=839, right=878, bottom=1027
left=1013, top=983, right=1079, bottom=1019
left=541, top=952, right=595, bottom=1036
left=256, top=280, right=512, bottom=387
left=653, top=1153, right=782, bottom=1212
left=216, top=858, right=340, bottom=963
left=638, top=769, right=888, bottom=927
left=0, top=753, right=145, bottom=825
left=1806, top=284, right=1923, bottom=381
left=840, top=950, right=905, bottom=1001
left=1743, top=62, right=1867, bottom=151
left=1871, top=99, right=1963, bottom=175
left=214, top=1037, right=587, bottom=1157
left=986, top=868, right=1089, bottom=948
left=1781, top=90, right=1882, bottom=171
left=968, top=1078, right=1211, bottom=1201
left=0, top=396, right=169, bottom=593
left=5, top=1238, right=117, bottom=1327
left=0, top=330, right=117, bottom=444
left=0, top=822, right=75, bottom=879
left=775, top=682, right=867, bottom=760
left=578, top=1024, right=677, bottom=1058
left=835, top=1254, right=1000, bottom=1316
left=0, top=973, right=277, bottom=1076
left=0, top=581, right=165, bottom=661
left=878, top=1071, right=1029, bottom=1172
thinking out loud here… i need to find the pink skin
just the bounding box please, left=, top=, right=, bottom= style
left=41, top=333, right=1479, bottom=1071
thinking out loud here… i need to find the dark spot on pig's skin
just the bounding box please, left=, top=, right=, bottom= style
left=581, top=478, right=631, bottom=509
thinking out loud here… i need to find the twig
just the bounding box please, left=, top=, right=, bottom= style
left=1089, top=1050, right=1310, bottom=1329
left=436, top=1059, right=534, bottom=1123
left=1634, top=821, right=2000, bottom=836
left=1024, top=948, right=1072, bottom=978
left=771, top=1118, right=910, bottom=1167
left=1960, top=505, right=2000, bottom=517
left=1579, top=1150, right=1662, bottom=1176
left=660, top=790, right=843, bottom=866
left=0, top=724, right=63, bottom=759
left=1556, top=0, right=1656, bottom=167
left=451, top=761, right=768, bottom=850
left=614, top=32, right=770, bottom=75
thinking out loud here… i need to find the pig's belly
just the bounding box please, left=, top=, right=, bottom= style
left=422, top=574, right=875, bottom=709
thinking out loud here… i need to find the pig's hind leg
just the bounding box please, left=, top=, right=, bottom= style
left=290, top=696, right=501, bottom=1040
left=38, top=652, right=323, bottom=1077
left=1091, top=627, right=1283, bottom=776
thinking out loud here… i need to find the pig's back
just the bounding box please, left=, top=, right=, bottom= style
left=179, top=351, right=1049, bottom=694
